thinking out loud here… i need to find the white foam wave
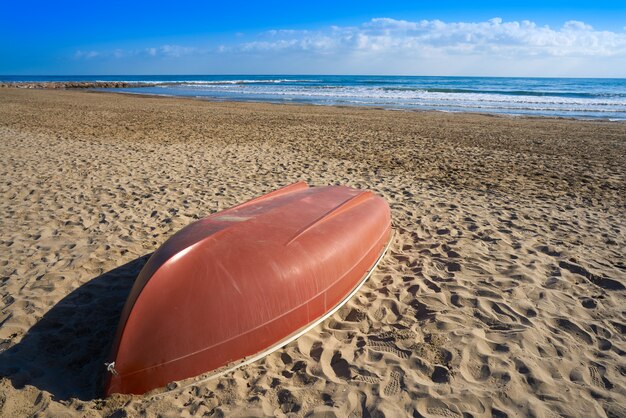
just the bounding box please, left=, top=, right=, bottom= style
left=112, top=79, right=320, bottom=86
left=115, top=81, right=626, bottom=119
left=179, top=84, right=626, bottom=109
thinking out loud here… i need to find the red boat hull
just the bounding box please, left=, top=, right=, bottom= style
left=105, top=182, right=391, bottom=395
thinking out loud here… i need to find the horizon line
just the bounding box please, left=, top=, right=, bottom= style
left=2, top=74, right=626, bottom=80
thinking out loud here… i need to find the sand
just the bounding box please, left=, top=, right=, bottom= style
left=0, top=88, right=624, bottom=417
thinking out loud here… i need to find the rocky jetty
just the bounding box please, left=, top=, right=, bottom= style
left=0, top=81, right=150, bottom=89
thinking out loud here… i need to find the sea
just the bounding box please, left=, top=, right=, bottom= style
left=3, top=75, right=626, bottom=121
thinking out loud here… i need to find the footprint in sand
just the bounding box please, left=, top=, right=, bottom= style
left=559, top=260, right=625, bottom=290
left=383, top=370, right=402, bottom=397
left=372, top=306, right=386, bottom=321
left=554, top=318, right=593, bottom=345
left=417, top=398, right=462, bottom=418
left=459, top=350, right=491, bottom=383
left=431, top=365, right=451, bottom=384
left=341, top=307, right=366, bottom=322
left=277, top=388, right=300, bottom=414
left=376, top=329, right=417, bottom=341
left=368, top=340, right=411, bottom=359
left=309, top=341, right=323, bottom=362
left=330, top=352, right=351, bottom=380
left=352, top=368, right=382, bottom=384
left=588, top=365, right=613, bottom=390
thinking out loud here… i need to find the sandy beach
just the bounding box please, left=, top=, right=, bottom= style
left=0, top=88, right=624, bottom=417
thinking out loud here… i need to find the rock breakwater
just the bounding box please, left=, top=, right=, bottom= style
left=0, top=81, right=149, bottom=89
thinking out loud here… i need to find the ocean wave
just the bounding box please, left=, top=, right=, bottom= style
left=184, top=84, right=626, bottom=107
left=89, top=79, right=323, bottom=88
left=130, top=79, right=321, bottom=86
left=104, top=76, right=626, bottom=120
left=380, top=87, right=626, bottom=99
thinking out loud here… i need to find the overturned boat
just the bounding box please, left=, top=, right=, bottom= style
left=104, top=182, right=391, bottom=395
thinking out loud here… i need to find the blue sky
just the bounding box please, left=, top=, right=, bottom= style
left=2, top=1, right=625, bottom=76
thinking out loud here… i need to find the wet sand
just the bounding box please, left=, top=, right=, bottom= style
left=0, top=88, right=624, bottom=417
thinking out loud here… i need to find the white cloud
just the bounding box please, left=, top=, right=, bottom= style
left=73, top=50, right=99, bottom=59
left=69, top=18, right=626, bottom=76
left=74, top=44, right=199, bottom=60
left=235, top=17, right=626, bottom=58
left=158, top=44, right=198, bottom=57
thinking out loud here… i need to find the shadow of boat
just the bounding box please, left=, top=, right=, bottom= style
left=0, top=254, right=150, bottom=401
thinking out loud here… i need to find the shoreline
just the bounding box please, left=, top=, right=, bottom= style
left=0, top=88, right=624, bottom=417
left=95, top=88, right=626, bottom=123
left=2, top=83, right=624, bottom=123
